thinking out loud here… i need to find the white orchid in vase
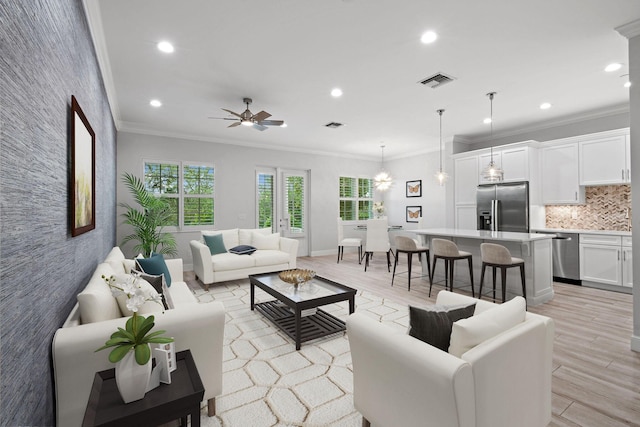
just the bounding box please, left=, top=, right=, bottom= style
left=96, top=272, right=173, bottom=365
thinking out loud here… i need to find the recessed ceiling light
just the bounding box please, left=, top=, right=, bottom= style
left=483, top=118, right=492, bottom=124
left=624, top=81, right=632, bottom=88
left=420, top=31, right=438, bottom=44
left=540, top=102, right=552, bottom=110
left=605, top=63, right=622, bottom=72
left=331, top=88, right=343, bottom=97
left=280, top=123, right=287, bottom=128
left=149, top=99, right=162, bottom=107
left=157, top=41, right=174, bottom=53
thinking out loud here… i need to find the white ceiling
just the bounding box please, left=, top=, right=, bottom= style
left=85, top=0, right=638, bottom=160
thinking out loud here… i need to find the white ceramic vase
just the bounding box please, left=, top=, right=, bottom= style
left=115, top=350, right=152, bottom=403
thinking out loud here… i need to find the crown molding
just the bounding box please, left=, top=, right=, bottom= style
left=82, top=0, right=121, bottom=127
left=616, top=19, right=640, bottom=39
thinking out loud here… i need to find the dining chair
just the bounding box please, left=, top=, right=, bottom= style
left=337, top=217, right=362, bottom=264
left=363, top=218, right=393, bottom=272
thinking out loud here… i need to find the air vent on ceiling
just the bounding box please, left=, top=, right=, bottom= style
left=418, top=72, right=456, bottom=89
left=325, top=122, right=344, bottom=128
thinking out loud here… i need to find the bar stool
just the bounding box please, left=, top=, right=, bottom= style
left=391, top=236, right=431, bottom=291
left=429, top=238, right=474, bottom=297
left=479, top=243, right=526, bottom=304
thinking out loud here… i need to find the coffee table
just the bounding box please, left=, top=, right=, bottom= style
left=249, top=271, right=356, bottom=350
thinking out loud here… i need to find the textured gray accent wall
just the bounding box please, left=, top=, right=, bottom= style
left=0, top=1, right=116, bottom=425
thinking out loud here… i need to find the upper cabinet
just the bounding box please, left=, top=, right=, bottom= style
left=579, top=134, right=630, bottom=185
left=541, top=143, right=584, bottom=204
left=501, top=146, right=531, bottom=182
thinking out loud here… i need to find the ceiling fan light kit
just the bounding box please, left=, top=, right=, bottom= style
left=212, top=97, right=284, bottom=131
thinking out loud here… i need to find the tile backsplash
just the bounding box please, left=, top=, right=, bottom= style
left=545, top=185, right=632, bottom=231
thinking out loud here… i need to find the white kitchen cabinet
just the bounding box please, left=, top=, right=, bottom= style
left=478, top=151, right=502, bottom=184
left=579, top=135, right=629, bottom=185
left=501, top=146, right=530, bottom=182
left=541, top=143, right=584, bottom=204
left=455, top=205, right=477, bottom=230
left=580, top=233, right=632, bottom=291
left=454, top=155, right=479, bottom=205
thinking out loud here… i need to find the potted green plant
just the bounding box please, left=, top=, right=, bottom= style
left=119, top=172, right=177, bottom=257
left=96, top=273, right=174, bottom=403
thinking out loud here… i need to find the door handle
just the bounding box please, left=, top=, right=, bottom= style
left=618, top=250, right=620, bottom=261
left=622, top=169, right=625, bottom=180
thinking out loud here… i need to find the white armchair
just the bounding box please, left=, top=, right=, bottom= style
left=346, top=291, right=554, bottom=427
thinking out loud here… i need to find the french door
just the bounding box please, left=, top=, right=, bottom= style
left=256, top=167, right=309, bottom=256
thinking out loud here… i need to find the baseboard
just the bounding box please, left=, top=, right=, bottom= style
left=184, top=263, right=193, bottom=272
left=310, top=249, right=338, bottom=257
left=631, top=335, right=640, bottom=352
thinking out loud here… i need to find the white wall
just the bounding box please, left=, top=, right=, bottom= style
left=117, top=131, right=394, bottom=266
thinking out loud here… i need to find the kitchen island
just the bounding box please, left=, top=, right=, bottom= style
left=414, top=228, right=554, bottom=306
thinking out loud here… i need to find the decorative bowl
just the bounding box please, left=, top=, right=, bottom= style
left=278, top=269, right=316, bottom=286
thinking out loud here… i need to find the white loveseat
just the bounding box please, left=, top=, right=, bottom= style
left=190, top=228, right=299, bottom=290
left=52, top=247, right=225, bottom=427
left=347, top=291, right=554, bottom=427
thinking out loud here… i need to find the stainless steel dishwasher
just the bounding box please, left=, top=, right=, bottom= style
left=537, top=231, right=581, bottom=284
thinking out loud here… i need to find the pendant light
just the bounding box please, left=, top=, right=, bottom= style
left=481, top=92, right=504, bottom=182
left=374, top=144, right=393, bottom=191
left=434, top=109, right=448, bottom=186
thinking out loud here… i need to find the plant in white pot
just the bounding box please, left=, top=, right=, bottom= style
left=96, top=273, right=174, bottom=403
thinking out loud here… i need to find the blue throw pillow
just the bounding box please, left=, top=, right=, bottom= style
left=203, top=234, right=227, bottom=255
left=136, top=253, right=172, bottom=287
left=229, top=245, right=257, bottom=255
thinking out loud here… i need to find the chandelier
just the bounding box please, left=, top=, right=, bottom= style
left=374, top=144, right=392, bottom=191
left=481, top=92, right=504, bottom=182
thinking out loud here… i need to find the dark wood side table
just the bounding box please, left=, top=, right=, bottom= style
left=82, top=350, right=204, bottom=427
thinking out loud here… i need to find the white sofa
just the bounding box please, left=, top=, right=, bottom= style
left=190, top=228, right=299, bottom=290
left=346, top=291, right=554, bottom=427
left=52, top=247, right=225, bottom=427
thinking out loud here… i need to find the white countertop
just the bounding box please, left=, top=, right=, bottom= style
left=533, top=227, right=631, bottom=237
left=413, top=228, right=554, bottom=242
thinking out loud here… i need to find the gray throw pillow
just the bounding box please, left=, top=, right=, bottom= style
left=229, top=245, right=257, bottom=255
left=203, top=233, right=227, bottom=255
left=408, top=304, right=476, bottom=352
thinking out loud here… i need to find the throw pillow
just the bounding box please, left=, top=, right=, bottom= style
left=408, top=304, right=476, bottom=351
left=448, top=296, right=527, bottom=358
left=203, top=233, right=227, bottom=255
left=136, top=253, right=172, bottom=287
left=252, top=232, right=280, bottom=250
left=132, top=269, right=169, bottom=310
left=229, top=245, right=257, bottom=255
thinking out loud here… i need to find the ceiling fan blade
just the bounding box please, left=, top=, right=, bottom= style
left=221, top=108, right=243, bottom=118
left=228, top=121, right=241, bottom=128
left=258, top=120, right=284, bottom=126
left=208, top=117, right=237, bottom=121
left=252, top=111, right=271, bottom=122
left=253, top=123, right=268, bottom=131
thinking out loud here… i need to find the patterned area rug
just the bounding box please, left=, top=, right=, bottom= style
left=189, top=279, right=410, bottom=426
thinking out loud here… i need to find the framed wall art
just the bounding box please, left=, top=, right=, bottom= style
left=406, top=206, right=422, bottom=223
left=406, top=179, right=422, bottom=197
left=70, top=95, right=96, bottom=237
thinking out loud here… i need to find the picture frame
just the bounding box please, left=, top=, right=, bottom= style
left=406, top=179, right=422, bottom=198
left=406, top=206, right=422, bottom=223
left=70, top=95, right=96, bottom=237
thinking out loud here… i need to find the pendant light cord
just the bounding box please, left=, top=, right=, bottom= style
left=487, top=92, right=496, bottom=162
left=437, top=109, right=444, bottom=171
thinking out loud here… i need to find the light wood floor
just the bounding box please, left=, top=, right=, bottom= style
left=296, top=253, right=640, bottom=427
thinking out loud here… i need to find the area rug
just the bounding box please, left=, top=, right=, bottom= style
left=189, top=279, right=410, bottom=427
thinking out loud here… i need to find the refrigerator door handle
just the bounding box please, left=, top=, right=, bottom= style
left=491, top=199, right=499, bottom=232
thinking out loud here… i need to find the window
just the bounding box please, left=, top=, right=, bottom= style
left=144, top=161, right=214, bottom=228
left=285, top=174, right=305, bottom=233
left=257, top=172, right=274, bottom=229
left=339, top=176, right=373, bottom=220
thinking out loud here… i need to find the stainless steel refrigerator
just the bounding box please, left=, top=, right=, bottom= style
left=477, top=181, right=529, bottom=232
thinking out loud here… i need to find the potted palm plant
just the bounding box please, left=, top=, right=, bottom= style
left=120, top=172, right=177, bottom=257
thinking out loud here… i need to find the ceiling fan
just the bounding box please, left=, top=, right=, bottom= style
left=210, top=97, right=284, bottom=131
